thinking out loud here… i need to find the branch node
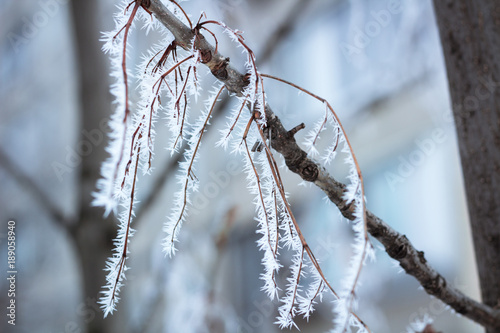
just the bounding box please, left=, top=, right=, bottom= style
left=288, top=123, right=305, bottom=137
left=423, top=274, right=447, bottom=295
left=210, top=57, right=229, bottom=80
left=200, top=49, right=212, bottom=64
left=140, top=0, right=151, bottom=9
left=301, top=163, right=318, bottom=182
left=418, top=250, right=427, bottom=265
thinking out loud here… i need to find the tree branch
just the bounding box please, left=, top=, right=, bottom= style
left=0, top=148, right=72, bottom=228
left=145, top=0, right=500, bottom=329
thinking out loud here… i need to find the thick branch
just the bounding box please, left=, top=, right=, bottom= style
left=146, top=0, right=500, bottom=329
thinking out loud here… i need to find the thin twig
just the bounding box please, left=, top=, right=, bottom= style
left=242, top=138, right=276, bottom=260
left=110, top=2, right=142, bottom=201
left=111, top=145, right=141, bottom=306
left=170, top=85, right=226, bottom=245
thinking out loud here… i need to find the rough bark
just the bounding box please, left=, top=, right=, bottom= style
left=433, top=2, right=500, bottom=332
left=69, top=1, right=121, bottom=332
left=145, top=0, right=500, bottom=330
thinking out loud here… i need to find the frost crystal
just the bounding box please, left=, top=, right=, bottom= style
left=95, top=2, right=373, bottom=331
left=94, top=0, right=203, bottom=316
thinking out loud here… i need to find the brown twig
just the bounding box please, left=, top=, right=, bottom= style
left=109, top=1, right=143, bottom=201
left=169, top=85, right=226, bottom=246
left=111, top=144, right=141, bottom=307
left=242, top=138, right=275, bottom=260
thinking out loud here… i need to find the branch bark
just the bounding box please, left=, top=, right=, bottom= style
left=146, top=0, right=500, bottom=330
left=432, top=3, right=500, bottom=333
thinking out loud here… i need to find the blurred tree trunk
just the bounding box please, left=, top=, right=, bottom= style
left=69, top=1, right=124, bottom=332
left=433, top=2, right=500, bottom=332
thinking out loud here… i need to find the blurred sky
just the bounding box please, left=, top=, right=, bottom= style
left=0, top=0, right=484, bottom=332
